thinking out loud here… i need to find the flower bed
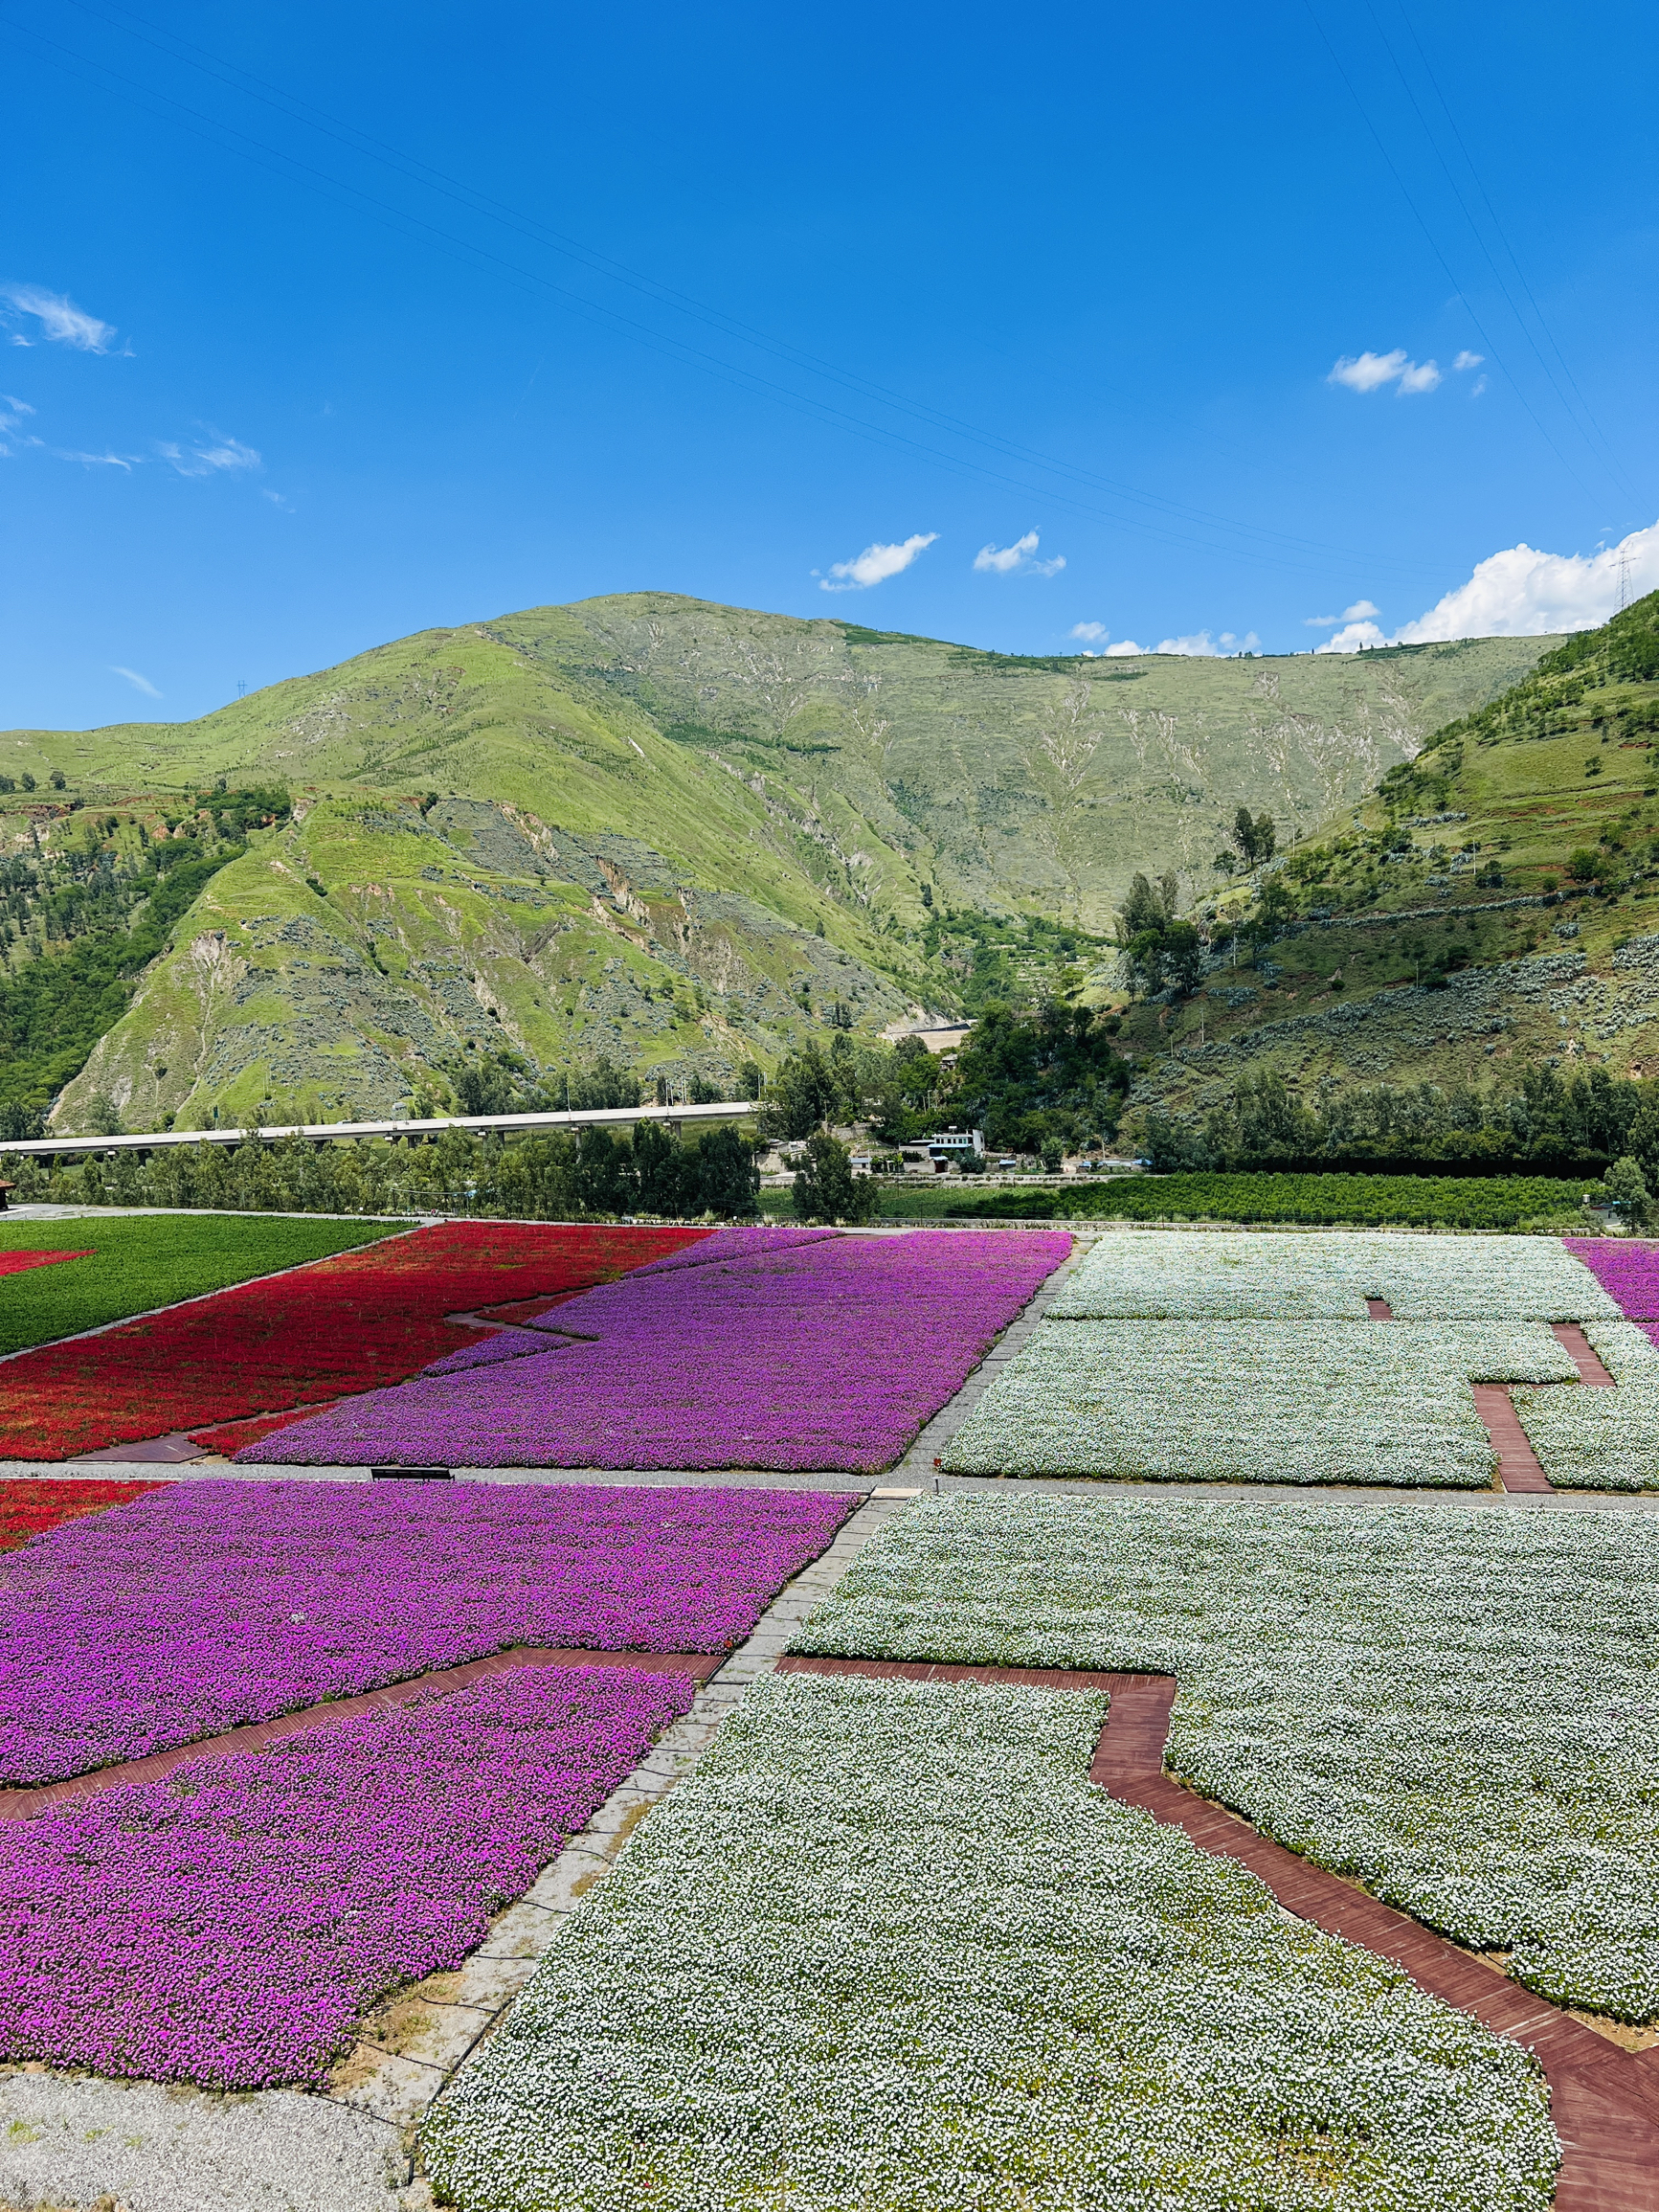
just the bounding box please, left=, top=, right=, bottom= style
left=940, top=1320, right=1577, bottom=1484
left=420, top=1672, right=1556, bottom=2212
left=1564, top=1236, right=1659, bottom=1318
left=0, top=1221, right=709, bottom=1459
left=0, top=1661, right=694, bottom=2088
left=0, top=1214, right=398, bottom=1358
left=0, top=1478, right=164, bottom=1553
left=794, top=1493, right=1659, bottom=2021
left=1513, top=1376, right=1659, bottom=1490
left=246, top=1231, right=1071, bottom=1473
left=0, top=1479, right=853, bottom=1783
left=1050, top=1229, right=1616, bottom=1320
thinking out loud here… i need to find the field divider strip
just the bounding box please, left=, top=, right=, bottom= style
left=0, top=1646, right=724, bottom=1822
left=776, top=1652, right=1659, bottom=2208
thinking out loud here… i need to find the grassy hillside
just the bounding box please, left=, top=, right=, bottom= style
left=1119, top=591, right=1659, bottom=1127
left=0, top=594, right=1555, bottom=1133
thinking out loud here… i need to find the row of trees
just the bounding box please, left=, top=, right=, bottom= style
left=7, top=1121, right=762, bottom=1221
left=1137, top=1063, right=1659, bottom=1180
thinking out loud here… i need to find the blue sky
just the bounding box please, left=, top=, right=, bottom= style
left=3, top=0, right=1657, bottom=730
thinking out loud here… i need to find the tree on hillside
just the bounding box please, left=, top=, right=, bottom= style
left=1114, top=869, right=1205, bottom=999
left=1231, top=807, right=1277, bottom=868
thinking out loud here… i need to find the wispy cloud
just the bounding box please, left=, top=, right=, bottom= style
left=157, top=432, right=261, bottom=478
left=1453, top=350, right=1484, bottom=372
left=2, top=284, right=118, bottom=353
left=1069, top=621, right=1110, bottom=643
left=1155, top=629, right=1261, bottom=657
left=974, top=529, right=1065, bottom=577
left=1329, top=348, right=1441, bottom=395
left=53, top=448, right=137, bottom=470
left=817, top=530, right=937, bottom=592
left=1304, top=598, right=1380, bottom=629
left=111, top=666, right=161, bottom=699
left=0, top=393, right=37, bottom=455
left=260, top=486, right=293, bottom=510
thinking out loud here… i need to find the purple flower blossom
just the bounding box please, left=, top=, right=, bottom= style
left=422, top=1325, right=552, bottom=1375
left=1565, top=1238, right=1659, bottom=1320
left=0, top=1662, right=693, bottom=2088
left=248, top=1231, right=1071, bottom=1472
left=0, top=1481, right=853, bottom=1783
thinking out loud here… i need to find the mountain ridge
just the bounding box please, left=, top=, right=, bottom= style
left=0, top=592, right=1558, bottom=1133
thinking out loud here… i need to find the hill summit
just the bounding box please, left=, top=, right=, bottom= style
left=0, top=592, right=1555, bottom=1132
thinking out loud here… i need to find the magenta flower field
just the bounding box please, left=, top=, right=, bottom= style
left=0, top=1662, right=693, bottom=2088
left=0, top=1481, right=853, bottom=1783
left=246, top=1230, right=1070, bottom=1471
left=1565, top=1237, right=1659, bottom=1323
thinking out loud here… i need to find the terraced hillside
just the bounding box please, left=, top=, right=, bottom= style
left=0, top=594, right=1552, bottom=1132
left=1122, top=591, right=1659, bottom=1124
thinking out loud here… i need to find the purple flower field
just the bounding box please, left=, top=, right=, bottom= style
left=0, top=1481, right=853, bottom=1783
left=0, top=1662, right=693, bottom=2088
left=1565, top=1238, right=1659, bottom=1321
left=248, top=1230, right=1071, bottom=1472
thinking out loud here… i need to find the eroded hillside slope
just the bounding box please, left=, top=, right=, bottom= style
left=0, top=593, right=1556, bottom=1131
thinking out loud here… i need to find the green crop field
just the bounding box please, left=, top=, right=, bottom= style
left=860, top=1170, right=1596, bottom=1230
left=0, top=1214, right=402, bottom=1355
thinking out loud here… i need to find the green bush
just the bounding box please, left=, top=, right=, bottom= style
left=892, top=1169, right=1597, bottom=1231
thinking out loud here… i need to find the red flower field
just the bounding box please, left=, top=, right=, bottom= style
left=0, top=1251, right=90, bottom=1279
left=0, top=1478, right=165, bottom=1550
left=0, top=1222, right=710, bottom=1460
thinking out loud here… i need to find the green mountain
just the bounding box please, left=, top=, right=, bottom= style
left=0, top=593, right=1555, bottom=1134
left=1119, top=590, right=1659, bottom=1136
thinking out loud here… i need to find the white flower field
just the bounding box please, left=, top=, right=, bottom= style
left=942, top=1319, right=1576, bottom=1484
left=407, top=1226, right=1659, bottom=2209
left=423, top=1673, right=1558, bottom=2212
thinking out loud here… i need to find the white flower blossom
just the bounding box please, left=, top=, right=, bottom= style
left=1050, top=1233, right=1617, bottom=1322
left=793, top=1494, right=1659, bottom=2022
left=944, top=1321, right=1576, bottom=1485
left=422, top=1674, right=1557, bottom=2211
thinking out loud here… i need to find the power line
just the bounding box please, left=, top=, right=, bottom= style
left=6, top=0, right=1434, bottom=586
left=1371, top=1, right=1642, bottom=508
left=1301, top=0, right=1603, bottom=508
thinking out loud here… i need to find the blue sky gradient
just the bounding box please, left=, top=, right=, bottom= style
left=3, top=0, right=1656, bottom=727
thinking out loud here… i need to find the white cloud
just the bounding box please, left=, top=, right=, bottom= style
left=974, top=529, right=1065, bottom=577
left=818, top=530, right=937, bottom=591
left=1, top=284, right=118, bottom=353
left=1155, top=629, right=1262, bottom=657
left=1453, top=350, right=1484, bottom=372
left=1068, top=621, right=1109, bottom=643
left=111, top=666, right=161, bottom=699
left=1314, top=521, right=1659, bottom=651
left=54, top=448, right=136, bottom=469
left=1103, top=640, right=1144, bottom=657
left=0, top=393, right=36, bottom=455
left=1313, top=620, right=1389, bottom=654
left=157, top=433, right=261, bottom=478
left=1329, top=348, right=1441, bottom=395
left=1304, top=598, right=1380, bottom=629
